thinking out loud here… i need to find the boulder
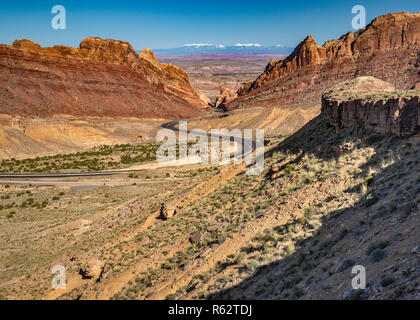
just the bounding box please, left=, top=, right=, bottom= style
left=80, top=257, right=105, bottom=280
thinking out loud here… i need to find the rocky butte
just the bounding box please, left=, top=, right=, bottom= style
left=322, top=76, right=420, bottom=137
left=218, top=12, right=420, bottom=110
left=0, top=37, right=211, bottom=158
left=0, top=37, right=210, bottom=119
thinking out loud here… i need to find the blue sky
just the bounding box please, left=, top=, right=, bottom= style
left=0, top=0, right=418, bottom=50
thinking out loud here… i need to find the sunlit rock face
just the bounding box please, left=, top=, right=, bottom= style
left=0, top=37, right=210, bottom=120
left=221, top=12, right=420, bottom=111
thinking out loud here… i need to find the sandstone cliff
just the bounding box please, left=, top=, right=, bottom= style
left=0, top=37, right=210, bottom=119
left=322, top=76, right=420, bottom=137
left=214, top=86, right=238, bottom=108
left=221, top=12, right=420, bottom=110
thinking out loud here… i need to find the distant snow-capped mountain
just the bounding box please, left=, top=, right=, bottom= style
left=151, top=44, right=292, bottom=56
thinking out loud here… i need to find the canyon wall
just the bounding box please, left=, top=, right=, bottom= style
left=0, top=37, right=210, bottom=120
left=0, top=37, right=212, bottom=158
left=220, top=12, right=420, bottom=110
left=322, top=76, right=420, bottom=137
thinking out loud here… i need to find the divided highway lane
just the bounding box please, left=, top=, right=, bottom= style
left=160, top=120, right=258, bottom=161
left=0, top=171, right=126, bottom=179
left=0, top=120, right=258, bottom=180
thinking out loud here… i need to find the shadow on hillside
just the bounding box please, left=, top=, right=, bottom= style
left=207, top=115, right=416, bottom=300
left=265, top=114, right=384, bottom=161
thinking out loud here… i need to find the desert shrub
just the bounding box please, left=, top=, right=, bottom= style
left=366, top=241, right=390, bottom=255
left=293, top=286, right=304, bottom=298
left=370, top=248, right=386, bottom=263
left=380, top=277, right=394, bottom=287
left=284, top=164, right=296, bottom=174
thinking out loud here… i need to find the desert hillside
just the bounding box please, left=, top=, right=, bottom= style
left=1, top=77, right=418, bottom=300
left=0, top=38, right=209, bottom=119
left=219, top=12, right=420, bottom=111
left=184, top=103, right=320, bottom=137
left=0, top=38, right=212, bottom=159
left=0, top=4, right=419, bottom=303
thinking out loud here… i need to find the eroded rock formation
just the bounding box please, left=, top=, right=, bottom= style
left=221, top=12, right=420, bottom=110
left=0, top=37, right=210, bottom=119
left=214, top=86, right=238, bottom=108
left=322, top=76, right=420, bottom=137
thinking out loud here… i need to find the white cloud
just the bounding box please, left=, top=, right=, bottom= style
left=275, top=44, right=286, bottom=47
left=216, top=44, right=225, bottom=48
left=234, top=43, right=261, bottom=47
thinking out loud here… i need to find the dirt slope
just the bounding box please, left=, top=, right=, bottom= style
left=185, top=104, right=320, bottom=136
left=0, top=115, right=163, bottom=159
left=5, top=86, right=416, bottom=301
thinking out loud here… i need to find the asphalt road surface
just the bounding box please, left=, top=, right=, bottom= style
left=0, top=120, right=257, bottom=180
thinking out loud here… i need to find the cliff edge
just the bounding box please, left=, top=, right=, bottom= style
left=322, top=76, right=420, bottom=137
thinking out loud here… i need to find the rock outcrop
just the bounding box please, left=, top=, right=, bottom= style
left=220, top=12, right=420, bottom=110
left=0, top=37, right=210, bottom=119
left=139, top=48, right=162, bottom=70
left=214, top=86, right=238, bottom=108
left=322, top=76, right=420, bottom=137
left=79, top=257, right=105, bottom=280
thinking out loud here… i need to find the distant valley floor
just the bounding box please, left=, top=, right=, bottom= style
left=159, top=56, right=278, bottom=103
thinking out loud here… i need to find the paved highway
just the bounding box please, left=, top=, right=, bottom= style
left=0, top=120, right=257, bottom=179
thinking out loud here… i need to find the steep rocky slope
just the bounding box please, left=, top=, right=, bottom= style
left=214, top=86, right=238, bottom=108
left=200, top=116, right=419, bottom=300
left=322, top=76, right=420, bottom=137
left=0, top=37, right=209, bottom=119
left=219, top=12, right=420, bottom=110
left=0, top=37, right=212, bottom=158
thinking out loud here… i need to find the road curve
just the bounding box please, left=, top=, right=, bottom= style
left=161, top=120, right=257, bottom=161
left=0, top=171, right=130, bottom=179
left=0, top=120, right=257, bottom=179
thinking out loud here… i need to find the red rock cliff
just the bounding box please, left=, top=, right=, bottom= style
left=0, top=37, right=209, bottom=119
left=222, top=12, right=420, bottom=110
